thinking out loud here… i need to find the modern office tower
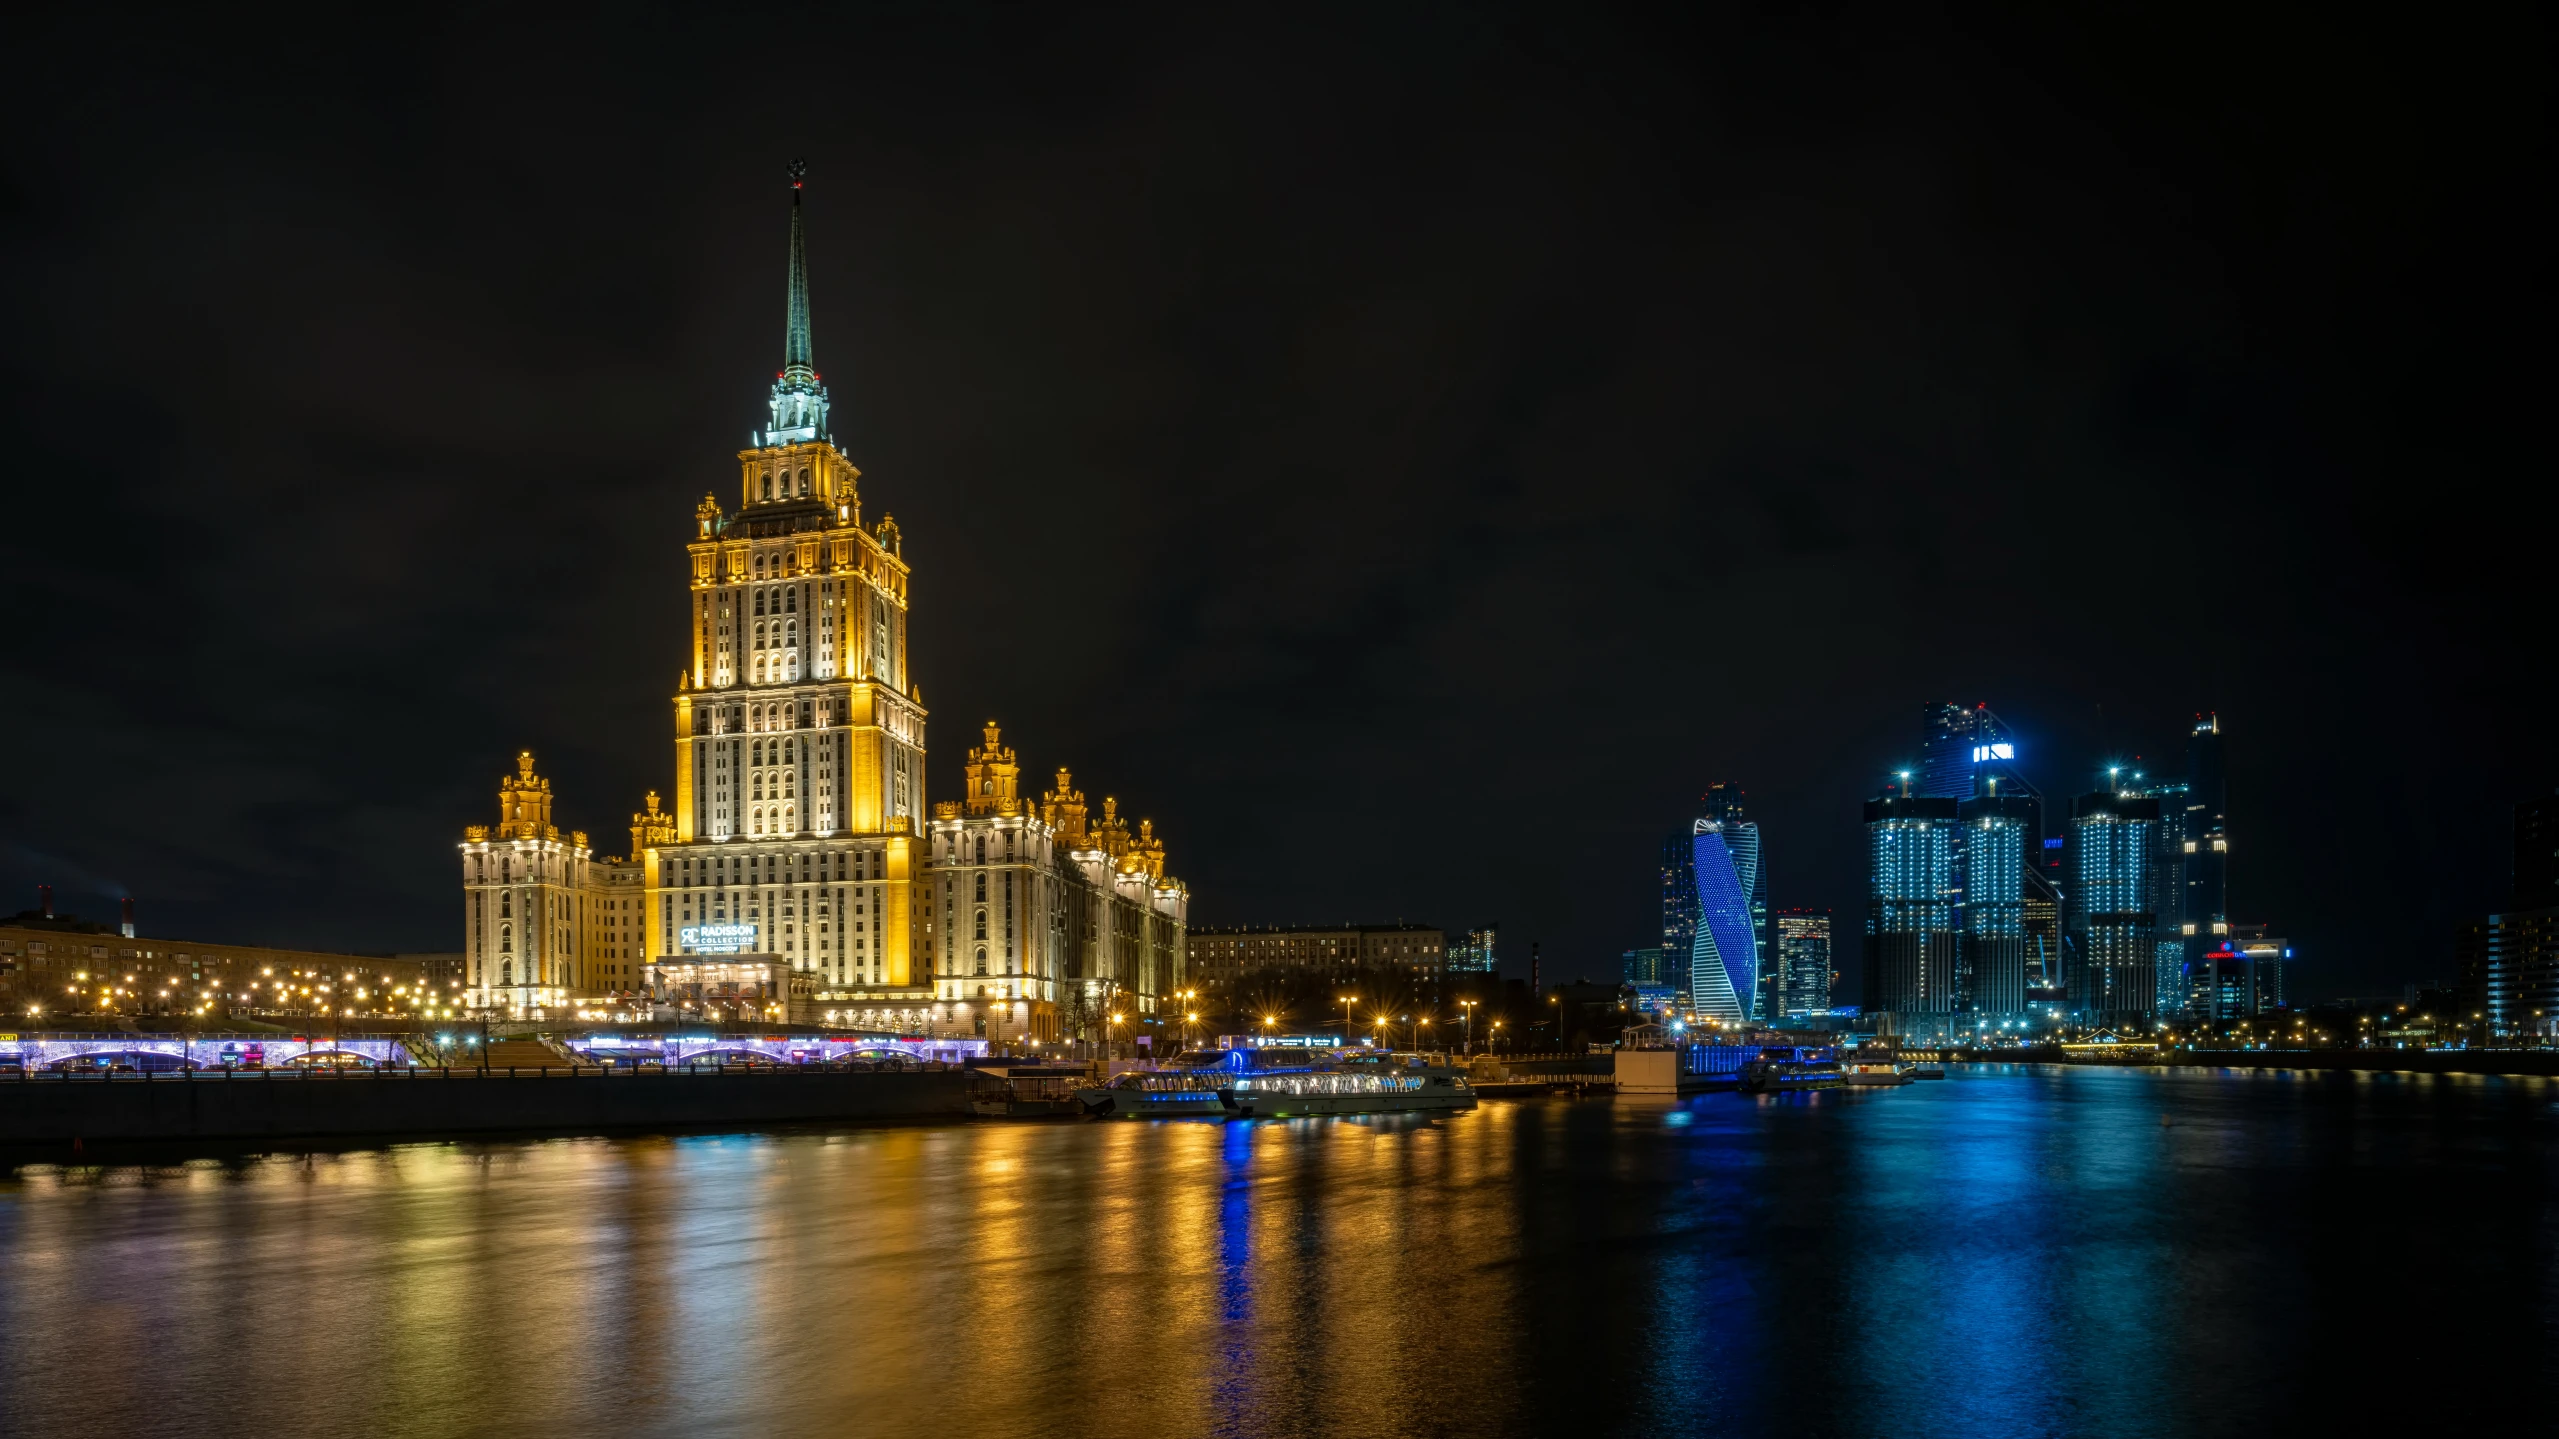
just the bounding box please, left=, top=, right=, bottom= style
left=2066, top=789, right=2161, bottom=1026
left=2189, top=943, right=2254, bottom=1020
left=2453, top=914, right=2556, bottom=1038
left=1863, top=793, right=1960, bottom=1033
left=1446, top=924, right=1499, bottom=974
left=2182, top=715, right=2231, bottom=956
left=1958, top=792, right=2034, bottom=1019
left=1774, top=908, right=1834, bottom=1016
left=2024, top=866, right=2064, bottom=996
left=1621, top=946, right=1668, bottom=984
left=1701, top=782, right=1771, bottom=1018
left=2516, top=791, right=2559, bottom=910
left=2452, top=795, right=2559, bottom=1037
left=1918, top=704, right=2048, bottom=987
left=1687, top=821, right=1760, bottom=1022
left=1920, top=703, right=2013, bottom=798
left=2140, top=776, right=2193, bottom=1019
left=2226, top=923, right=2291, bottom=1013
left=1660, top=830, right=1698, bottom=995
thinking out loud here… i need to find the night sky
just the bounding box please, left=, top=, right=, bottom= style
left=2, top=8, right=2547, bottom=1000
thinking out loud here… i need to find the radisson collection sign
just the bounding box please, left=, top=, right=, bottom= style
left=679, top=923, right=760, bottom=954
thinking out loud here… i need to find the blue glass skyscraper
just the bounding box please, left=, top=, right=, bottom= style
left=1958, top=791, right=2034, bottom=1020
left=2067, top=788, right=2160, bottom=1025
left=1864, top=793, right=1960, bottom=1032
left=1688, top=821, right=1759, bottom=1023
left=1701, top=782, right=1770, bottom=1019
left=1660, top=830, right=1697, bottom=997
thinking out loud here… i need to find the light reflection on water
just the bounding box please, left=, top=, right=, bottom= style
left=0, top=1066, right=2551, bottom=1438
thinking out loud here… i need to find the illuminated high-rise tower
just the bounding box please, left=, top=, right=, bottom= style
left=1700, top=782, right=1771, bottom=1019
left=654, top=162, right=929, bottom=992
left=1687, top=820, right=1759, bottom=1023
left=2066, top=787, right=2159, bottom=1026
left=1863, top=791, right=1960, bottom=1033
left=1660, top=831, right=1697, bottom=996
left=2179, top=715, right=2230, bottom=968
left=1774, top=908, right=1833, bottom=1016
left=1957, top=790, right=2034, bottom=1020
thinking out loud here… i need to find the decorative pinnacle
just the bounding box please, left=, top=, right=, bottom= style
left=788, top=157, right=806, bottom=189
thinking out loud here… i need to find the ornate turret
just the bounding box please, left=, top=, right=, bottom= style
left=963, top=721, right=1021, bottom=816
left=494, top=751, right=559, bottom=841
left=1092, top=796, right=1131, bottom=860
left=759, top=159, right=831, bottom=448
left=1042, top=767, right=1089, bottom=846
left=1129, top=817, right=1167, bottom=882
left=631, top=791, right=677, bottom=856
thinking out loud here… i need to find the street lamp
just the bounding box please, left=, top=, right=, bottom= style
left=1459, top=1000, right=1477, bottom=1055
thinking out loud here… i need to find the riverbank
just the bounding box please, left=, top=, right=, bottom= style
left=0, top=1067, right=983, bottom=1153
left=1950, top=1046, right=2559, bottom=1078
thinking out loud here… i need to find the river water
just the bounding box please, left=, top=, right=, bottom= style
left=0, top=1064, right=2551, bottom=1438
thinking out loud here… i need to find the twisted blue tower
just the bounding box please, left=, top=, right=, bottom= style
left=1688, top=821, right=1760, bottom=1022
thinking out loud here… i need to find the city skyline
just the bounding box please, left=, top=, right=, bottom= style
left=0, top=10, right=2545, bottom=1005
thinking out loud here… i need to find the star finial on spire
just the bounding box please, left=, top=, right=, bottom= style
left=788, top=157, right=807, bottom=189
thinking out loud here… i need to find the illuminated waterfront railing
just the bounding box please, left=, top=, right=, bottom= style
left=0, top=1034, right=414, bottom=1071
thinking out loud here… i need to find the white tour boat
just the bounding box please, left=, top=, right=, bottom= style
left=1074, top=1068, right=1232, bottom=1117
left=1223, top=1057, right=1477, bottom=1118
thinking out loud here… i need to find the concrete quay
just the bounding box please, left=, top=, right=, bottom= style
left=0, top=1067, right=984, bottom=1149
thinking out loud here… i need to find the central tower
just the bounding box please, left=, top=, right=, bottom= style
left=648, top=163, right=931, bottom=1006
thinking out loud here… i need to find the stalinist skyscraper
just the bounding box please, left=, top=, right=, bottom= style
left=461, top=163, right=929, bottom=1016
left=663, top=160, right=929, bottom=989
left=460, top=164, right=1184, bottom=1039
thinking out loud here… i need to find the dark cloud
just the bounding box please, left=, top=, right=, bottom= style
left=0, top=6, right=2546, bottom=995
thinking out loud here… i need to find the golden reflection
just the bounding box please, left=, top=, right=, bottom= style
left=0, top=1112, right=1555, bottom=1437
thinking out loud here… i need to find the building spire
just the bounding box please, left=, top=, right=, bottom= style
left=760, top=158, right=831, bottom=448
left=785, top=158, right=813, bottom=375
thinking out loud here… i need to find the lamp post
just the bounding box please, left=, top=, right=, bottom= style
left=1459, top=999, right=1476, bottom=1054
left=1339, top=993, right=1356, bottom=1040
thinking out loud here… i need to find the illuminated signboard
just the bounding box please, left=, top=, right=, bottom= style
left=679, top=923, right=759, bottom=954
left=1970, top=743, right=2016, bottom=762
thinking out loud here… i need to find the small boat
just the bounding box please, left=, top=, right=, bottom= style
left=971, top=1064, right=1093, bottom=1118
left=1073, top=1069, right=1231, bottom=1118
left=1908, top=1065, right=1948, bottom=1080
left=1835, top=1042, right=1916, bottom=1088
left=1738, top=1057, right=1843, bottom=1093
